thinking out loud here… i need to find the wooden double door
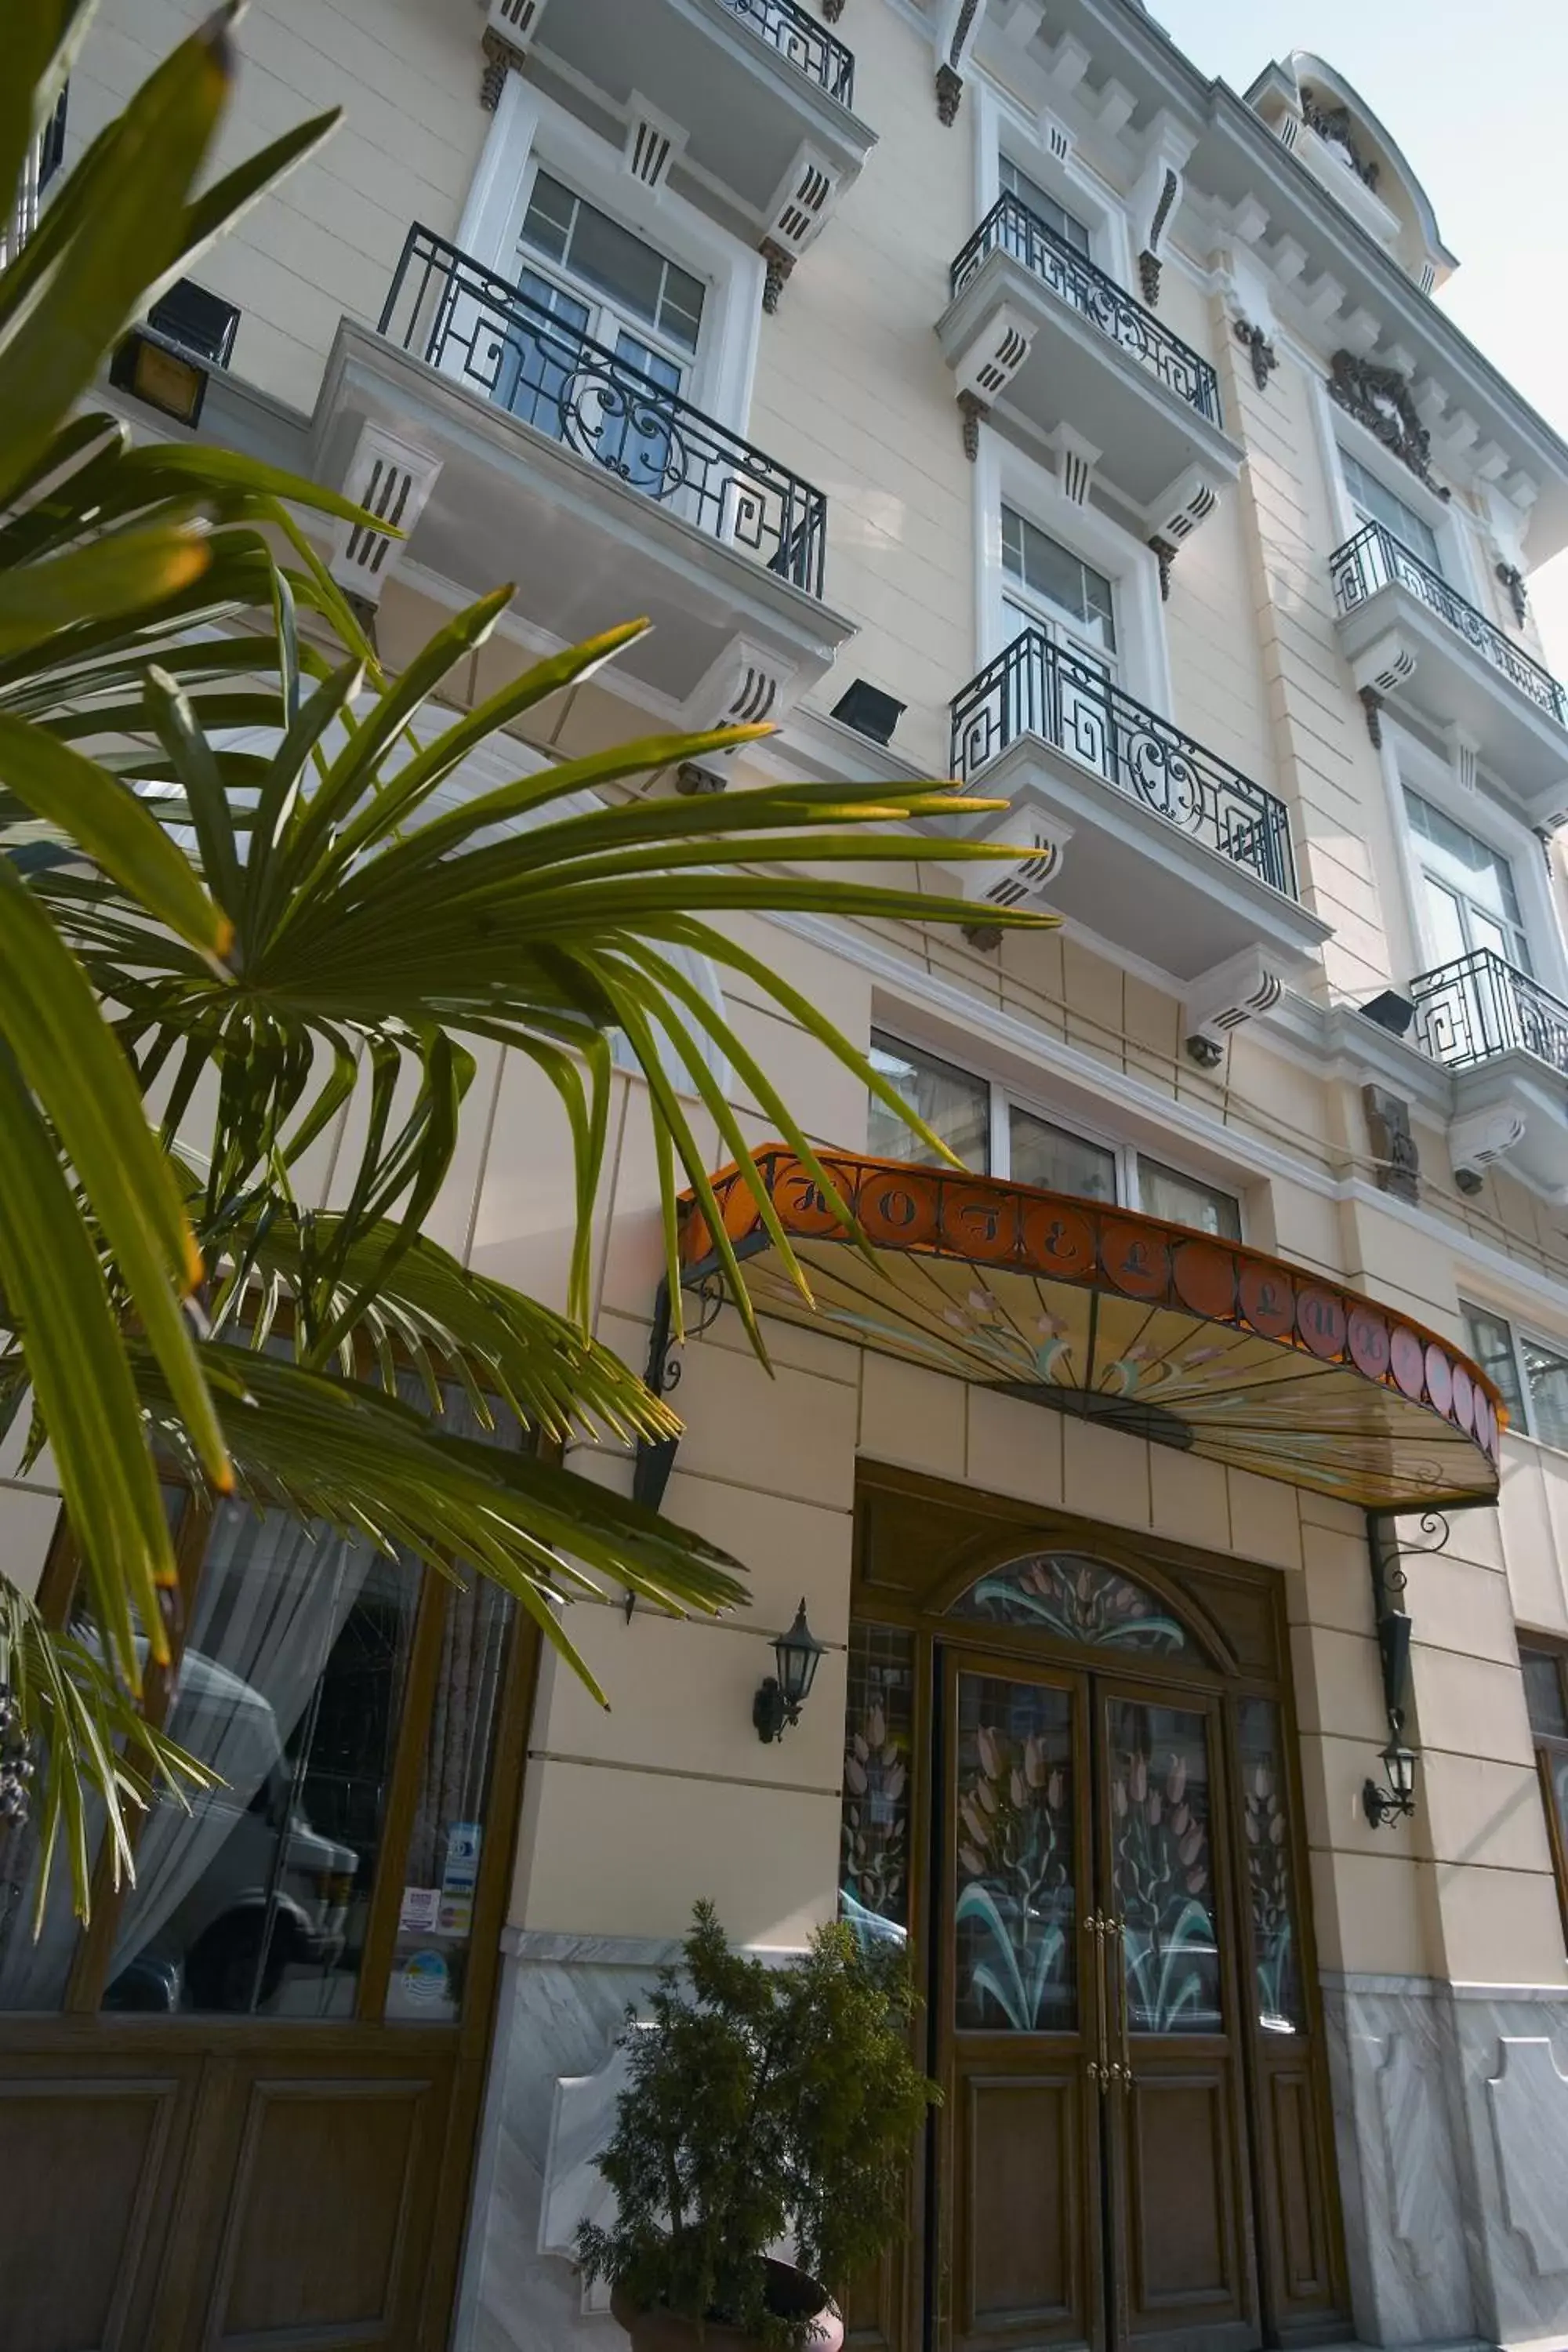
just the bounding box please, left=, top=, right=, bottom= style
left=841, top=1471, right=1346, bottom=2352
left=940, top=1649, right=1254, bottom=2352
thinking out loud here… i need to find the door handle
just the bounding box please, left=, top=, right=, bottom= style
left=1109, top=1915, right=1134, bottom=2089
left=1083, top=1911, right=1108, bottom=2087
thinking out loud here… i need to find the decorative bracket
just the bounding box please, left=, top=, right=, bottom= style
left=1182, top=949, right=1286, bottom=1062
left=630, top=1273, right=726, bottom=1530
left=1363, top=1083, right=1421, bottom=1204
left=933, top=0, right=984, bottom=123
left=1233, top=318, right=1278, bottom=392
left=1497, top=562, right=1529, bottom=628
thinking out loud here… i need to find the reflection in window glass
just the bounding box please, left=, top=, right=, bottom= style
left=1404, top=791, right=1529, bottom=973
left=103, top=1512, right=419, bottom=2017
left=1002, top=506, right=1116, bottom=655
left=520, top=171, right=704, bottom=352
left=867, top=1033, right=989, bottom=1171
left=1461, top=1302, right=1525, bottom=1427
left=1523, top=1334, right=1568, bottom=1452
left=387, top=1577, right=514, bottom=2024
left=1009, top=1107, right=1116, bottom=1203
left=1136, top=1156, right=1241, bottom=1240
left=1523, top=1649, right=1568, bottom=1741
left=1107, top=1700, right=1220, bottom=2035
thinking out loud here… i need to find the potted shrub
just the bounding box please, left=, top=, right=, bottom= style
left=578, top=1900, right=938, bottom=2350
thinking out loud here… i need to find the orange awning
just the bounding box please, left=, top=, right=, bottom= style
left=679, top=1148, right=1501, bottom=1512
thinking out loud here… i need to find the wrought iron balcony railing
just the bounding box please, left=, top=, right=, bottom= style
left=379, top=227, right=828, bottom=597
left=950, top=626, right=1298, bottom=898
left=1330, top=521, right=1567, bottom=729
left=949, top=194, right=1223, bottom=427
left=724, top=0, right=855, bottom=103
left=1410, top=948, right=1568, bottom=1078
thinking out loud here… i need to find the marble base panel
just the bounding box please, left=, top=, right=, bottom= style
left=455, top=1947, right=1568, bottom=2352
left=1322, top=1973, right=1568, bottom=2351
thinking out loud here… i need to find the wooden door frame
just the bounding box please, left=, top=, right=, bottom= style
left=848, top=1461, right=1350, bottom=2352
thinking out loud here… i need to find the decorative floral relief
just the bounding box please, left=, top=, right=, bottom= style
left=955, top=1680, right=1075, bottom=2033
left=1238, top=1697, right=1304, bottom=2033
left=839, top=1624, right=913, bottom=1952
left=1109, top=1711, right=1221, bottom=2035
left=953, top=1552, right=1190, bottom=1657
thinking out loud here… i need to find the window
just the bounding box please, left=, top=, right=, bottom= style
left=999, top=157, right=1091, bottom=257
left=868, top=1033, right=990, bottom=1170
left=1461, top=1302, right=1568, bottom=1447
left=1404, top=792, right=1530, bottom=974
left=1002, top=506, right=1116, bottom=662
left=1341, top=448, right=1443, bottom=575
left=1520, top=1642, right=1568, bottom=1948
left=495, top=170, right=707, bottom=482
left=865, top=1035, right=1242, bottom=1232
left=1137, top=1156, right=1243, bottom=1241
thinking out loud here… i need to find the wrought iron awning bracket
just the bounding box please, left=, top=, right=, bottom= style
left=1363, top=1504, right=1482, bottom=1736
left=626, top=1272, right=726, bottom=1613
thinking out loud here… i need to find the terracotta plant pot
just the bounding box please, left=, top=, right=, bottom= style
left=612, top=2260, right=845, bottom=2352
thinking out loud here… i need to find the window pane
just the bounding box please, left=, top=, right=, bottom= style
left=1137, top=1156, right=1241, bottom=1240
left=1523, top=1650, right=1568, bottom=1740
left=956, top=1672, right=1076, bottom=2032
left=520, top=169, right=574, bottom=264
left=1524, top=1336, right=1568, bottom=1451
left=867, top=1033, right=989, bottom=1170
left=1001, top=506, right=1116, bottom=654
left=386, top=1578, right=514, bottom=2024
left=839, top=1622, right=915, bottom=1953
left=1404, top=791, right=1529, bottom=971
left=1236, top=1697, right=1305, bottom=2034
left=1342, top=449, right=1443, bottom=573
left=521, top=175, right=705, bottom=354
left=1462, top=1303, right=1525, bottom=1425
left=103, top=1510, right=420, bottom=2016
left=1009, top=1107, right=1116, bottom=1202
left=998, top=157, right=1091, bottom=256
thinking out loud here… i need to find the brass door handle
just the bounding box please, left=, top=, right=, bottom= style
left=1084, top=1911, right=1108, bottom=2088
left=1109, top=1916, right=1134, bottom=2088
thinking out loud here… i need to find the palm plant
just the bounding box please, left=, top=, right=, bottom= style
left=0, top=0, right=1049, bottom=1919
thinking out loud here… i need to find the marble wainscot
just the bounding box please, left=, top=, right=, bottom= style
left=453, top=1930, right=809, bottom=2352
left=1322, top=1972, right=1568, bottom=2350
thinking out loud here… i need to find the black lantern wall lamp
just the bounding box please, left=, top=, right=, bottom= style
left=753, top=1599, right=825, bottom=1743
left=1362, top=1515, right=1425, bottom=1828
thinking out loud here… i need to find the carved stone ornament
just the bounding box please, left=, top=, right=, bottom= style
left=760, top=240, right=793, bottom=315
left=957, top=389, right=989, bottom=462
left=1363, top=1084, right=1420, bottom=1204
left=962, top=920, right=1004, bottom=953
left=1136, top=169, right=1178, bottom=310
left=1359, top=685, right=1384, bottom=748
left=1497, top=561, right=1529, bottom=627
left=1300, top=89, right=1379, bottom=190
left=1232, top=318, right=1278, bottom=392
left=479, top=26, right=519, bottom=111
left=1138, top=250, right=1162, bottom=307
left=935, top=60, right=964, bottom=125
left=822, top=0, right=844, bottom=18
left=1327, top=352, right=1449, bottom=498
left=1149, top=535, right=1178, bottom=602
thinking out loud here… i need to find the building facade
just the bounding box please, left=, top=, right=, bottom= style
left=7, top=3, right=1568, bottom=2350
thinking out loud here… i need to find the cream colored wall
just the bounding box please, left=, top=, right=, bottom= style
left=71, top=0, right=488, bottom=413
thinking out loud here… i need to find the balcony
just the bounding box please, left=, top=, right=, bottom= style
left=935, top=197, right=1241, bottom=539
left=1411, top=949, right=1568, bottom=1193
left=504, top=0, right=872, bottom=274
left=307, top=228, right=852, bottom=731
left=949, top=628, right=1330, bottom=982
left=1330, top=523, right=1568, bottom=819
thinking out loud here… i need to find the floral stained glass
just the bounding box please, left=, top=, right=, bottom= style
left=839, top=1623, right=914, bottom=1952
left=954, top=1675, right=1076, bottom=2033
left=1107, top=1702, right=1220, bottom=2035
left=952, top=1552, right=1190, bottom=1657
left=1237, top=1700, right=1305, bottom=2034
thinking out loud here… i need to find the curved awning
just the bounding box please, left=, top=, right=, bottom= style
left=679, top=1148, right=1501, bottom=1511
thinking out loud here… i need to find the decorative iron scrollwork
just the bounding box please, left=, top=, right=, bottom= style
left=1327, top=352, right=1446, bottom=493
left=1330, top=523, right=1566, bottom=727
left=1497, top=562, right=1529, bottom=628
left=1301, top=89, right=1380, bottom=189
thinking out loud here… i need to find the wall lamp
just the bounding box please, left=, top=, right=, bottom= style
left=753, top=1599, right=824, bottom=1743
left=1363, top=1736, right=1418, bottom=1828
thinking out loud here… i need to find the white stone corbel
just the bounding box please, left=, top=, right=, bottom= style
left=681, top=637, right=797, bottom=738
left=1450, top=1103, right=1528, bottom=1190
left=328, top=423, right=443, bottom=604
left=1181, top=949, right=1287, bottom=1056
left=764, top=144, right=842, bottom=264
left=952, top=806, right=1071, bottom=917
left=1094, top=80, right=1136, bottom=139
left=1348, top=629, right=1418, bottom=702
left=953, top=304, right=1036, bottom=406
left=622, top=96, right=686, bottom=194
left=1145, top=463, right=1222, bottom=548
left=1047, top=424, right=1098, bottom=506
left=1443, top=724, right=1480, bottom=795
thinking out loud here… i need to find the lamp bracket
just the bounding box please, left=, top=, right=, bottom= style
left=626, top=1274, right=726, bottom=1613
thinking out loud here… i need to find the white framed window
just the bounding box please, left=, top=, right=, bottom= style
left=1340, top=447, right=1443, bottom=574
left=457, top=78, right=761, bottom=430
left=998, top=156, right=1091, bottom=257
left=1404, top=789, right=1530, bottom=972
left=866, top=1031, right=1242, bottom=1239
left=1002, top=506, right=1117, bottom=666
left=1461, top=1301, right=1568, bottom=1449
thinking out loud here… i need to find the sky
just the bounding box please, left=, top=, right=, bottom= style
left=1147, top=0, right=1568, bottom=664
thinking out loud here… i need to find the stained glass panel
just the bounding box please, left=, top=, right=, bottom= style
left=951, top=1552, right=1191, bottom=1657
left=1236, top=1697, right=1305, bottom=2034
left=839, top=1623, right=914, bottom=1952
left=1106, top=1700, right=1220, bottom=2035
left=954, top=1674, right=1076, bottom=2033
